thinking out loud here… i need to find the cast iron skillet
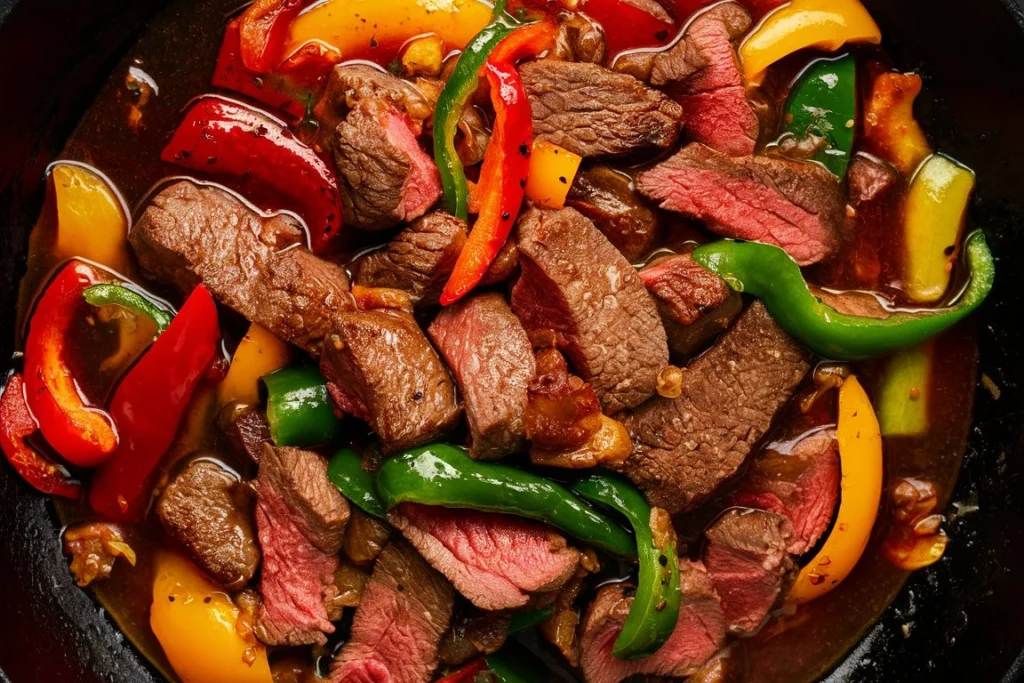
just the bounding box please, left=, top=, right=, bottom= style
left=1, top=0, right=1023, bottom=681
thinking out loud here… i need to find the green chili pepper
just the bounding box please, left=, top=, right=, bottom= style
left=571, top=474, right=680, bottom=660
left=507, top=608, right=552, bottom=634
left=376, top=444, right=637, bottom=558
left=485, top=639, right=548, bottom=683
left=433, top=0, right=519, bottom=220
left=260, top=364, right=342, bottom=447
left=780, top=54, right=857, bottom=178
left=83, top=283, right=173, bottom=333
left=691, top=231, right=995, bottom=361
left=327, top=447, right=386, bottom=519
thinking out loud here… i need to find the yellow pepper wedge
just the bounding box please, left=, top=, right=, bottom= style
left=525, top=141, right=583, bottom=210
left=151, top=551, right=272, bottom=683
left=739, top=0, right=881, bottom=85
left=218, top=323, right=292, bottom=407
left=863, top=72, right=932, bottom=175
left=877, top=342, right=932, bottom=437
left=51, top=163, right=131, bottom=274
left=285, top=0, right=492, bottom=61
left=788, top=375, right=882, bottom=604
left=903, top=154, right=976, bottom=304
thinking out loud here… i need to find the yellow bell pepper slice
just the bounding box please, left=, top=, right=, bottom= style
left=877, top=342, right=932, bottom=437
left=788, top=375, right=882, bottom=604
left=863, top=72, right=932, bottom=175
left=740, top=0, right=881, bottom=85
left=285, top=0, right=492, bottom=61
left=51, top=163, right=131, bottom=274
left=218, top=323, right=292, bottom=407
left=903, top=154, right=976, bottom=304
left=525, top=141, right=583, bottom=210
left=151, top=551, right=272, bottom=683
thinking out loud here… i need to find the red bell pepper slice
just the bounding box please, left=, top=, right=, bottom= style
left=0, top=373, right=82, bottom=499
left=89, top=286, right=221, bottom=522
left=436, top=659, right=487, bottom=683
left=239, top=0, right=313, bottom=74
left=580, top=0, right=675, bottom=60
left=161, top=96, right=343, bottom=253
left=488, top=19, right=558, bottom=64
left=23, top=261, right=118, bottom=468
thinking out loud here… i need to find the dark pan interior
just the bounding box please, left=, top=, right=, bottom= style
left=1, top=0, right=1023, bottom=681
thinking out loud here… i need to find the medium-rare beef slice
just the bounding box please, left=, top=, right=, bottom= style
left=651, top=3, right=759, bottom=157
left=256, top=445, right=350, bottom=646
left=389, top=503, right=580, bottom=611
left=520, top=61, right=683, bottom=158
left=332, top=98, right=442, bottom=231
left=638, top=143, right=845, bottom=265
left=351, top=211, right=467, bottom=307
left=512, top=206, right=668, bottom=414
left=331, top=541, right=454, bottom=683
left=580, top=561, right=726, bottom=683
left=314, top=63, right=432, bottom=143
left=428, top=292, right=535, bottom=460
left=320, top=308, right=460, bottom=453
left=217, top=405, right=272, bottom=464
left=565, top=165, right=662, bottom=262
left=617, top=302, right=810, bottom=513
left=639, top=253, right=743, bottom=357
left=130, top=181, right=353, bottom=356
left=157, top=458, right=259, bottom=589
left=704, top=508, right=795, bottom=634
left=732, top=429, right=840, bottom=554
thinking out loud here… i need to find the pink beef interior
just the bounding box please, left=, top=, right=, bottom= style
left=384, top=108, right=442, bottom=222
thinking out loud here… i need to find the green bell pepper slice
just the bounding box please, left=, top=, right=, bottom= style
left=571, top=474, right=680, bottom=660
left=260, top=364, right=342, bottom=447
left=327, top=447, right=387, bottom=519
left=83, top=283, right=173, bottom=334
left=691, top=231, right=994, bottom=361
left=780, top=53, right=857, bottom=178
left=376, top=444, right=637, bottom=559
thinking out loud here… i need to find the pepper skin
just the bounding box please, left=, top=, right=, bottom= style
left=327, top=447, right=387, bottom=519
left=261, top=364, right=342, bottom=448
left=83, top=283, right=174, bottom=334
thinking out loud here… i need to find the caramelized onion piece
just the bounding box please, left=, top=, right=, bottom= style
left=63, top=522, right=136, bottom=587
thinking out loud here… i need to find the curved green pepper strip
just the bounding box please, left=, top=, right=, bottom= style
left=571, top=474, right=680, bottom=661
left=83, top=283, right=173, bottom=334
left=327, top=448, right=386, bottom=519
left=376, top=444, right=637, bottom=559
left=260, top=364, right=342, bottom=447
left=433, top=0, right=519, bottom=220
left=691, top=231, right=995, bottom=361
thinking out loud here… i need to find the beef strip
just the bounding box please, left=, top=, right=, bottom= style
left=351, top=211, right=467, bottom=307
left=314, top=63, right=433, bottom=142
left=389, top=503, right=580, bottom=611
left=157, top=458, right=259, bottom=589
left=732, top=429, right=840, bottom=554
left=616, top=302, right=810, bottom=514
left=512, top=206, right=669, bottom=414
left=639, top=253, right=743, bottom=357
left=651, top=3, right=759, bottom=157
left=703, top=508, right=795, bottom=635
left=218, top=405, right=272, bottom=464
left=565, top=165, right=662, bottom=262
left=428, top=292, right=534, bottom=460
left=848, top=153, right=900, bottom=207
left=520, top=61, right=683, bottom=158
left=256, top=445, right=350, bottom=646
left=320, top=308, right=461, bottom=453
left=579, top=561, right=726, bottom=683
left=638, top=143, right=845, bottom=265
left=330, top=541, right=454, bottom=683
left=130, top=181, right=353, bottom=356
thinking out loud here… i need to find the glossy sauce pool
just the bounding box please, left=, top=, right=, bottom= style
left=32, top=0, right=980, bottom=680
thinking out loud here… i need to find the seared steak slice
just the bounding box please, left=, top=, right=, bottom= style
left=314, top=63, right=433, bottom=142
left=639, top=254, right=743, bottom=357
left=130, top=181, right=353, bottom=356
left=580, top=561, right=726, bottom=683
left=320, top=308, right=460, bottom=453
left=512, top=207, right=668, bottom=414
left=704, top=508, right=795, bottom=635
left=428, top=292, right=534, bottom=460
left=521, top=61, right=683, bottom=158
left=256, top=445, right=350, bottom=646
left=848, top=153, right=900, bottom=207
left=638, top=143, right=845, bottom=265
left=732, top=429, right=840, bottom=554
left=157, top=458, right=259, bottom=589
left=389, top=503, right=579, bottom=611
left=565, top=165, right=662, bottom=262
left=218, top=405, right=272, bottom=464
left=331, top=541, right=454, bottom=683
left=651, top=3, right=759, bottom=157
left=617, top=302, right=809, bottom=513
left=351, top=211, right=467, bottom=307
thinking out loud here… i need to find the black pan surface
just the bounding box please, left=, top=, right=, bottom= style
left=1, top=0, right=1023, bottom=681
